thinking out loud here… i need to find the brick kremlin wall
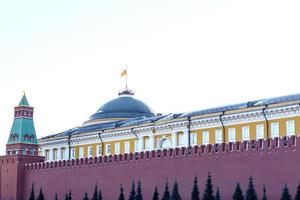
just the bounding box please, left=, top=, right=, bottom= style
left=24, top=136, right=300, bottom=199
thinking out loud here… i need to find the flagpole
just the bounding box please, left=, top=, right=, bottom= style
left=125, top=64, right=128, bottom=91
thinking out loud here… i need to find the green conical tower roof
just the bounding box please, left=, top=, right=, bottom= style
left=19, top=93, right=29, bottom=106
left=7, top=94, right=38, bottom=145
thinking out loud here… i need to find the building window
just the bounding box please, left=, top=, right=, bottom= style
left=202, top=131, right=209, bottom=145
left=271, top=122, right=279, bottom=138
left=88, top=146, right=93, bottom=157
left=178, top=134, right=184, bottom=146
left=114, top=143, right=120, bottom=154
left=256, top=124, right=264, bottom=139
left=286, top=120, right=295, bottom=136
left=61, top=148, right=66, bottom=159
left=105, top=144, right=111, bottom=155
left=70, top=148, right=75, bottom=159
left=190, top=133, right=197, bottom=146
left=134, top=140, right=139, bottom=152
left=45, top=150, right=50, bottom=161
left=79, top=147, right=84, bottom=158
left=30, top=148, right=35, bottom=156
left=144, top=137, right=150, bottom=150
left=159, top=138, right=171, bottom=149
left=97, top=145, right=102, bottom=156
left=215, top=129, right=222, bottom=144
left=124, top=141, right=130, bottom=153
left=53, top=149, right=58, bottom=160
left=228, top=128, right=236, bottom=142
left=242, top=126, right=250, bottom=141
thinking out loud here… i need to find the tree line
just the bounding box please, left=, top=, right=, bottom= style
left=29, top=173, right=300, bottom=200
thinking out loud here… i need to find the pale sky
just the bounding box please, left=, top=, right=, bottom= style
left=0, top=0, right=300, bottom=154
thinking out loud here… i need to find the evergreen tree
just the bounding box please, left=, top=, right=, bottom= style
left=99, top=188, right=102, bottom=200
left=202, top=172, right=214, bottom=200
left=29, top=184, right=35, bottom=200
left=65, top=193, right=68, bottom=200
left=232, top=183, right=244, bottom=200
left=37, top=187, right=45, bottom=200
left=152, top=186, right=159, bottom=200
left=215, top=187, right=221, bottom=200
left=295, top=182, right=300, bottom=200
left=119, top=185, right=125, bottom=200
left=261, top=185, right=267, bottom=200
left=280, top=184, right=292, bottom=200
left=245, top=177, right=257, bottom=200
left=83, top=192, right=89, bottom=200
left=69, top=190, right=72, bottom=200
left=135, top=180, right=143, bottom=200
left=92, top=184, right=99, bottom=200
left=191, top=176, right=200, bottom=200
left=171, top=180, right=181, bottom=200
left=128, top=181, right=136, bottom=200
left=162, top=182, right=171, bottom=200
left=55, top=193, right=58, bottom=200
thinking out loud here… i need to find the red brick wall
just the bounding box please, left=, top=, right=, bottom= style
left=22, top=137, right=300, bottom=199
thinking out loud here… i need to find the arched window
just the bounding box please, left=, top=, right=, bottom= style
left=158, top=138, right=172, bottom=149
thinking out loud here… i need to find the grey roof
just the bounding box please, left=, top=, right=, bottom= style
left=89, top=95, right=155, bottom=120
left=40, top=93, right=300, bottom=140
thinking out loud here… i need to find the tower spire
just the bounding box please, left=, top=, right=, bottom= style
left=6, top=94, right=38, bottom=155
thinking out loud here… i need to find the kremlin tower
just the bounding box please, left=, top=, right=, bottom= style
left=0, top=94, right=44, bottom=200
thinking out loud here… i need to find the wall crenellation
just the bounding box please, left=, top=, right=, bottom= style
left=25, top=136, right=299, bottom=172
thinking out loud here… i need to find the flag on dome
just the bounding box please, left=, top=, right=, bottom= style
left=121, top=69, right=127, bottom=77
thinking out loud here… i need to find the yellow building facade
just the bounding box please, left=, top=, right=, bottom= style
left=40, top=90, right=300, bottom=161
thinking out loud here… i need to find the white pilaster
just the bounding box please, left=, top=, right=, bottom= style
left=49, top=148, right=54, bottom=161
left=57, top=147, right=62, bottom=160
left=171, top=131, right=177, bottom=148
left=149, top=134, right=155, bottom=150
left=183, top=129, right=189, bottom=146
left=65, top=147, right=70, bottom=160
left=138, top=136, right=144, bottom=152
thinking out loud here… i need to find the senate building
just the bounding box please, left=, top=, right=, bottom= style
left=36, top=87, right=299, bottom=161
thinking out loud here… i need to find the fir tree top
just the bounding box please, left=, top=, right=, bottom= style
left=162, top=182, right=171, bottom=200
left=215, top=187, right=221, bottom=200
left=171, top=180, right=181, bottom=200
left=128, top=181, right=136, bottom=200
left=261, top=185, right=267, bottom=200
left=69, top=190, right=72, bottom=200
left=135, top=180, right=143, bottom=200
left=191, top=176, right=200, bottom=200
left=202, top=172, right=214, bottom=200
left=83, top=192, right=89, bottom=200
left=29, top=184, right=35, bottom=200
left=152, top=186, right=159, bottom=200
left=92, top=184, right=99, bottom=200
left=65, top=193, right=69, bottom=200
left=55, top=193, right=58, bottom=200
left=233, top=183, right=244, bottom=200
left=119, top=185, right=125, bottom=200
left=37, top=187, right=45, bottom=200
left=245, top=177, right=257, bottom=200
left=295, top=182, right=300, bottom=200
left=99, top=188, right=102, bottom=200
left=280, top=184, right=292, bottom=200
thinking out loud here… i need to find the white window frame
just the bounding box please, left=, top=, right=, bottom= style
left=46, top=150, right=50, bottom=161
left=70, top=148, right=75, bottom=159
left=134, top=140, right=139, bottom=152
left=124, top=141, right=130, bottom=153
left=202, top=131, right=209, bottom=145
left=88, top=146, right=93, bottom=158
left=271, top=122, right=279, bottom=138
left=61, top=148, right=66, bottom=159
left=215, top=129, right=222, bottom=144
left=190, top=133, right=197, bottom=146
left=79, top=147, right=84, bottom=158
left=114, top=143, right=120, bottom=154
left=144, top=137, right=150, bottom=150
left=256, top=124, right=264, bottom=139
left=53, top=149, right=58, bottom=160
left=286, top=120, right=295, bottom=136
left=228, top=128, right=236, bottom=142
left=105, top=144, right=111, bottom=155
left=178, top=134, right=184, bottom=146
left=96, top=145, right=102, bottom=156
left=242, top=126, right=250, bottom=141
